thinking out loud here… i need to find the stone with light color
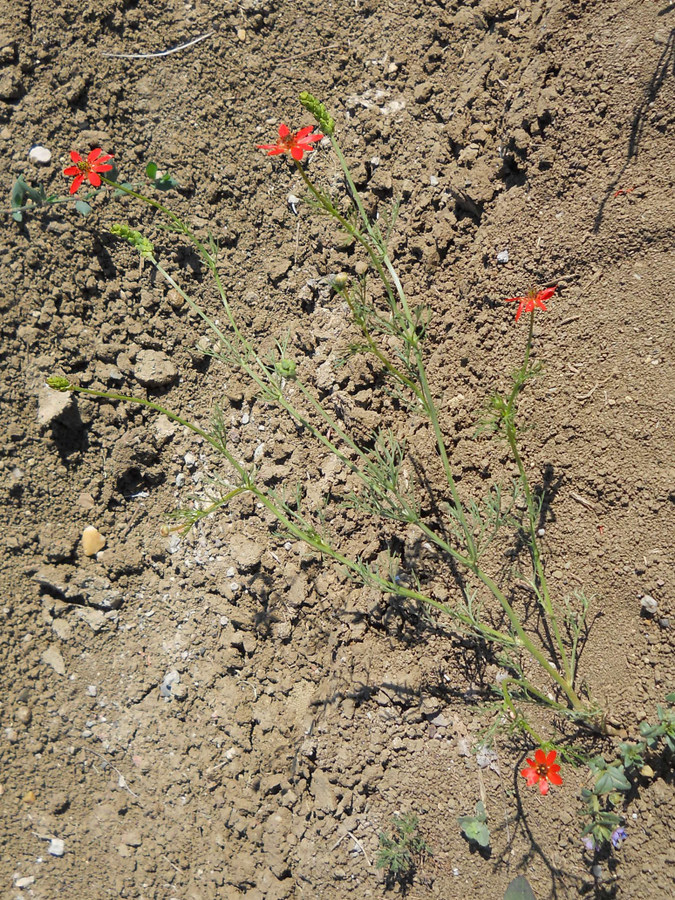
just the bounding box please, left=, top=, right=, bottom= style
left=81, top=526, right=106, bottom=556
left=29, top=144, right=52, bottom=164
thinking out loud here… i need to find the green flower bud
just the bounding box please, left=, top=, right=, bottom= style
left=110, top=223, right=154, bottom=259
left=46, top=376, right=71, bottom=392
left=333, top=272, right=349, bottom=290
left=299, top=92, right=335, bottom=137
left=275, top=358, right=297, bottom=380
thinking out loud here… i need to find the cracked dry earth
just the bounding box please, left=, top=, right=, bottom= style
left=0, top=1, right=674, bottom=899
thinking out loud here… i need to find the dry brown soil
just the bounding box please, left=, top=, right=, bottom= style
left=1, top=1, right=674, bottom=898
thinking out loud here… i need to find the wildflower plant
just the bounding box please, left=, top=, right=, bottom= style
left=47, top=95, right=602, bottom=724
left=30, top=92, right=663, bottom=851
left=375, top=813, right=429, bottom=886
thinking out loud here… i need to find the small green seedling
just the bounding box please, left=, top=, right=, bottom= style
left=376, top=813, right=428, bottom=886
left=458, top=801, right=490, bottom=848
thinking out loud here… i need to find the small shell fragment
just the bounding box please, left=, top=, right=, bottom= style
left=81, top=526, right=106, bottom=556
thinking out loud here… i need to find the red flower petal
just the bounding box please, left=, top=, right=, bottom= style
left=69, top=173, right=84, bottom=194
left=539, top=778, right=551, bottom=795
left=545, top=750, right=557, bottom=767
left=88, top=171, right=102, bottom=187
left=537, top=286, right=557, bottom=303
left=534, top=749, right=547, bottom=765
left=295, top=125, right=315, bottom=140
left=278, top=123, right=290, bottom=139
left=69, top=150, right=83, bottom=164
left=548, top=770, right=563, bottom=786
left=63, top=165, right=81, bottom=176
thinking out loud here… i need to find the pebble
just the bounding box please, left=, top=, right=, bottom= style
left=81, top=525, right=106, bottom=556
left=160, top=670, right=180, bottom=698
left=14, top=875, right=35, bottom=889
left=87, top=685, right=98, bottom=697
left=77, top=608, right=107, bottom=632
left=497, top=249, right=509, bottom=263
left=28, top=145, right=52, bottom=164
left=5, top=727, right=18, bottom=743
left=48, top=838, right=65, bottom=857
left=641, top=595, right=658, bottom=615
left=16, top=707, right=32, bottom=725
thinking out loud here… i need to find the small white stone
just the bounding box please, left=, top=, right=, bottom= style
left=14, top=875, right=36, bottom=888
left=86, top=685, right=97, bottom=697
left=641, top=595, right=658, bottom=615
left=497, top=249, right=509, bottom=263
left=29, top=145, right=52, bottom=164
left=48, top=838, right=65, bottom=857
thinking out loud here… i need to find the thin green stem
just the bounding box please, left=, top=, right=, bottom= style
left=340, top=287, right=423, bottom=399
left=65, top=384, right=249, bottom=484
left=503, top=309, right=572, bottom=683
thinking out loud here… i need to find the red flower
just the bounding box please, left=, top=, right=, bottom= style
left=504, top=285, right=557, bottom=323
left=257, top=123, right=324, bottom=161
left=64, top=148, right=114, bottom=194
left=521, top=748, right=563, bottom=795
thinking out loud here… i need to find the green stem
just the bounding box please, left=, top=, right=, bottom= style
left=411, top=520, right=584, bottom=711
left=505, top=310, right=572, bottom=683
left=340, top=286, right=423, bottom=399
left=64, top=384, right=249, bottom=484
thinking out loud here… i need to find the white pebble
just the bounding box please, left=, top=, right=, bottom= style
left=641, top=595, right=658, bottom=615
left=497, top=249, right=509, bottom=263
left=86, top=685, right=97, bottom=697
left=48, top=838, right=65, bottom=857
left=29, top=145, right=52, bottom=164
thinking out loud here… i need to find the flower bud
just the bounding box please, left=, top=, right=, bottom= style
left=333, top=272, right=349, bottom=290
left=46, top=376, right=71, bottom=392
left=275, top=358, right=297, bottom=380
left=299, top=92, right=335, bottom=136
left=110, top=223, right=154, bottom=259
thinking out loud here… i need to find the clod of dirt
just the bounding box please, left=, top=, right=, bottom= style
left=36, top=384, right=74, bottom=427
left=229, top=534, right=264, bottom=571
left=41, top=646, right=65, bottom=675
left=132, top=349, right=178, bottom=388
